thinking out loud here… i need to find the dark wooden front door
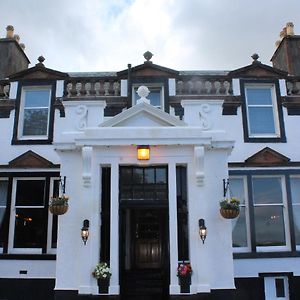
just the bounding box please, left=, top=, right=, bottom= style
left=133, top=209, right=164, bottom=269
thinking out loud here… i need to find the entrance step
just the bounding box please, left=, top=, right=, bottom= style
left=121, top=269, right=168, bottom=300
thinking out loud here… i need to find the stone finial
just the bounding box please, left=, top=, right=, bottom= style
left=286, top=22, right=294, bottom=36
left=136, top=85, right=151, bottom=104
left=143, top=51, right=153, bottom=62
left=36, top=55, right=45, bottom=67
left=6, top=25, right=14, bottom=38
left=251, top=53, right=260, bottom=64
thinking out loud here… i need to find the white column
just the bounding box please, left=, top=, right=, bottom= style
left=109, top=162, right=120, bottom=294
left=168, top=162, right=181, bottom=294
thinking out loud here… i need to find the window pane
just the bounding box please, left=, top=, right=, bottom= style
left=16, top=180, right=45, bottom=206
left=156, top=168, right=167, bottom=184
left=132, top=168, right=143, bottom=184
left=252, top=177, right=283, bottom=204
left=254, top=206, right=286, bottom=246
left=148, top=90, right=161, bottom=106
left=246, top=88, right=272, bottom=105
left=290, top=178, right=300, bottom=204
left=0, top=181, right=8, bottom=248
left=275, top=278, right=285, bottom=297
left=232, top=207, right=248, bottom=247
left=24, top=90, right=50, bottom=107
left=0, top=181, right=8, bottom=206
left=230, top=178, right=245, bottom=205
left=248, top=107, right=275, bottom=134
left=23, top=108, right=48, bottom=135
left=14, top=208, right=44, bottom=248
left=144, top=168, right=155, bottom=184
left=120, top=168, right=132, bottom=185
left=290, top=178, right=300, bottom=245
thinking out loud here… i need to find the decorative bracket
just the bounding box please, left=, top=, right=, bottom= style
left=199, top=104, right=212, bottom=130
left=76, top=105, right=88, bottom=130
left=194, top=146, right=205, bottom=186
left=82, top=146, right=92, bottom=187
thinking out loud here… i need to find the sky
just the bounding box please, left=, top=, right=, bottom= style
left=0, top=0, right=299, bottom=73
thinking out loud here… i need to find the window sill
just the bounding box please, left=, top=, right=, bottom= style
left=0, top=254, right=56, bottom=260
left=244, top=136, right=286, bottom=143
left=11, top=138, right=52, bottom=145
left=233, top=251, right=300, bottom=259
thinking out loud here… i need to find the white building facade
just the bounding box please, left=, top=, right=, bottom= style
left=0, top=24, right=300, bottom=300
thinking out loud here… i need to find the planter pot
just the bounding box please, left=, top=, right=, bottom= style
left=49, top=205, right=68, bottom=215
left=97, top=278, right=109, bottom=294
left=178, top=275, right=191, bottom=293
left=220, top=208, right=239, bottom=219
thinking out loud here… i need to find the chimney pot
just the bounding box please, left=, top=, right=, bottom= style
left=14, top=34, right=20, bottom=43
left=286, top=22, right=295, bottom=36
left=6, top=25, right=14, bottom=39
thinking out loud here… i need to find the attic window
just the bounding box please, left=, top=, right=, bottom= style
left=18, top=86, right=51, bottom=138
left=12, top=81, right=56, bottom=145
left=241, top=80, right=286, bottom=143
left=132, top=84, right=164, bottom=109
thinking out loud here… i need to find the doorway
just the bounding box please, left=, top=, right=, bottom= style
left=119, top=166, right=169, bottom=300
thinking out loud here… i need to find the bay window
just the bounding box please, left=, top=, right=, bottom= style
left=230, top=173, right=299, bottom=254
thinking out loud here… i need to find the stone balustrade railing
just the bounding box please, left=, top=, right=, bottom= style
left=176, top=79, right=232, bottom=95
left=0, top=81, right=10, bottom=99
left=286, top=80, right=300, bottom=95
left=65, top=79, right=121, bottom=98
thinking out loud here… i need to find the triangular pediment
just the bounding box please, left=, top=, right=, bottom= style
left=245, top=147, right=290, bottom=166
left=118, top=62, right=179, bottom=77
left=100, top=102, right=186, bottom=127
left=9, top=150, right=57, bottom=168
left=229, top=62, right=287, bottom=78
left=9, top=65, right=68, bottom=80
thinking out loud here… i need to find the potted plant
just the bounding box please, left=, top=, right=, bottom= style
left=220, top=197, right=240, bottom=219
left=177, top=262, right=192, bottom=293
left=49, top=195, right=69, bottom=215
left=92, top=262, right=112, bottom=294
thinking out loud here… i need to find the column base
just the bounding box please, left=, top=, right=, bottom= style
left=169, top=289, right=236, bottom=299
left=55, top=290, right=120, bottom=300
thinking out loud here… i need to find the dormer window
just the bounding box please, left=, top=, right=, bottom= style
left=19, top=86, right=51, bottom=138
left=241, top=80, right=286, bottom=142
left=12, top=81, right=56, bottom=145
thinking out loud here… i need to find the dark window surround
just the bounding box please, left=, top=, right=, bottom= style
left=240, top=79, right=286, bottom=143
left=12, top=80, right=57, bottom=145
left=129, top=77, right=170, bottom=113
left=230, top=169, right=300, bottom=258
left=0, top=172, right=59, bottom=255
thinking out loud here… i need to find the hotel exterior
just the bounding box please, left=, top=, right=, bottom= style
left=0, top=23, right=300, bottom=300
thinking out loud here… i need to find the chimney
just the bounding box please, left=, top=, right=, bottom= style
left=0, top=25, right=30, bottom=79
left=271, top=22, right=300, bottom=75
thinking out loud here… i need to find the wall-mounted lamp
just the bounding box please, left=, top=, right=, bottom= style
left=137, top=145, right=150, bottom=160
left=81, top=219, right=89, bottom=245
left=199, top=219, right=207, bottom=244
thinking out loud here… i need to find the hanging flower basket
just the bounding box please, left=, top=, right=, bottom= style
left=49, top=195, right=69, bottom=215
left=220, top=197, right=240, bottom=219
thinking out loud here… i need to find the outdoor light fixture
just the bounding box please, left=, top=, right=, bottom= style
left=81, top=219, right=90, bottom=245
left=137, top=145, right=150, bottom=160
left=199, top=219, right=207, bottom=244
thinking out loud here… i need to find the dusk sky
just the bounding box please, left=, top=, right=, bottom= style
left=1, top=0, right=299, bottom=72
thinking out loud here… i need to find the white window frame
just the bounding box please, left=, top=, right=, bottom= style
left=253, top=175, right=291, bottom=252
left=0, top=178, right=9, bottom=254
left=289, top=175, right=300, bottom=251
left=264, top=276, right=289, bottom=300
left=132, top=83, right=165, bottom=109
left=17, top=86, right=52, bottom=140
left=245, top=84, right=280, bottom=138
left=230, top=176, right=251, bottom=253
left=8, top=177, right=46, bottom=254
